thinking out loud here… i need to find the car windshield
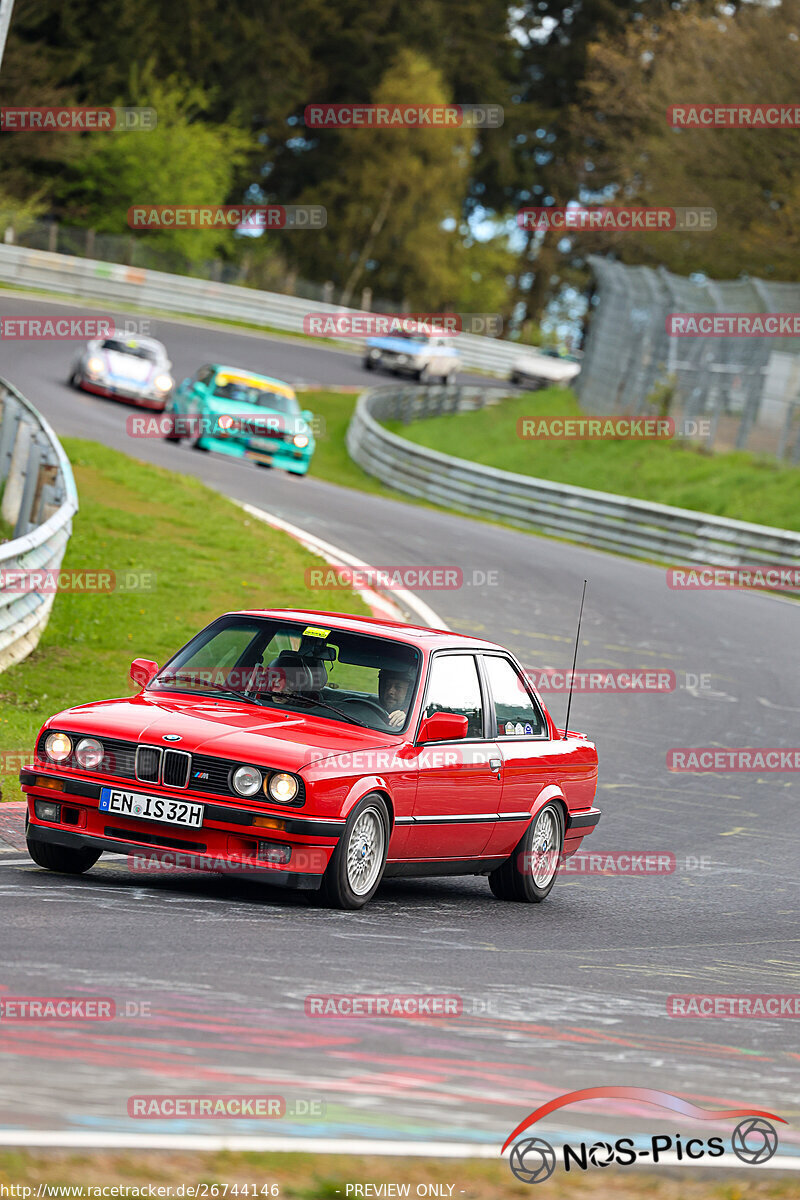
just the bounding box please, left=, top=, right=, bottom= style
left=150, top=616, right=421, bottom=733
left=211, top=378, right=299, bottom=414
left=101, top=338, right=159, bottom=361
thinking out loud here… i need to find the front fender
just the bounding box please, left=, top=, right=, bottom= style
left=340, top=776, right=395, bottom=825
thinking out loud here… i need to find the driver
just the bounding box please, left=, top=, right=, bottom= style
left=378, top=667, right=414, bottom=728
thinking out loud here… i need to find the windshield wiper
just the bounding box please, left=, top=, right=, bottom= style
left=260, top=690, right=372, bottom=729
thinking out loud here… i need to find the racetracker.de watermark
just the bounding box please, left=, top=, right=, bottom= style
left=127, top=849, right=331, bottom=874
left=667, top=748, right=800, bottom=771
left=304, top=104, right=503, bottom=128
left=668, top=313, right=800, bottom=336
left=0, top=997, right=115, bottom=1020
left=518, top=416, right=676, bottom=440
left=668, top=994, right=800, bottom=1017
left=668, top=104, right=800, bottom=128
left=0, top=316, right=114, bottom=340
left=127, top=206, right=326, bottom=230
left=0, top=569, right=155, bottom=593
left=126, top=414, right=323, bottom=439
left=517, top=206, right=716, bottom=232
left=667, top=566, right=800, bottom=591
left=0, top=107, right=156, bottom=131
left=303, top=312, right=502, bottom=336
left=305, top=994, right=462, bottom=1017
left=305, top=565, right=468, bottom=590
left=525, top=668, right=676, bottom=692
left=127, top=1095, right=325, bottom=1118
left=518, top=851, right=691, bottom=876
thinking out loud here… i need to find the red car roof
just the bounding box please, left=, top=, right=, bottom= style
left=232, top=608, right=505, bottom=651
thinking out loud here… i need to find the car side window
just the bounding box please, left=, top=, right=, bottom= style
left=423, top=654, right=483, bottom=738
left=482, top=655, right=547, bottom=738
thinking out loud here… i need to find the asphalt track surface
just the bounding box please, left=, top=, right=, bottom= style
left=0, top=294, right=798, bottom=1162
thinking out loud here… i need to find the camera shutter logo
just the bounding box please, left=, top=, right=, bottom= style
left=732, top=1118, right=779, bottom=1165
left=509, top=1137, right=557, bottom=1184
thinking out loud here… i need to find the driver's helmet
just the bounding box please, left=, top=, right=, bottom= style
left=378, top=665, right=414, bottom=712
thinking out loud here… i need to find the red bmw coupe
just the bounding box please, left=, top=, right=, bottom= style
left=21, top=610, right=601, bottom=909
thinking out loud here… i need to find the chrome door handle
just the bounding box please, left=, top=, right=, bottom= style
left=489, top=757, right=502, bottom=774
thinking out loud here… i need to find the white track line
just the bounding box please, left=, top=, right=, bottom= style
left=239, top=503, right=448, bottom=630
left=0, top=1133, right=797, bottom=1170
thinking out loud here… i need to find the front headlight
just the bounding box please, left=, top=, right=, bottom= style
left=293, top=433, right=309, bottom=448
left=45, top=732, right=72, bottom=763
left=153, top=373, right=173, bottom=393
left=86, top=356, right=104, bottom=377
left=75, top=737, right=104, bottom=769
left=267, top=772, right=299, bottom=803
left=232, top=764, right=262, bottom=796
left=217, top=414, right=234, bottom=431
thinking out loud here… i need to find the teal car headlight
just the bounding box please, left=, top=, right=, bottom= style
left=293, top=433, right=310, bottom=449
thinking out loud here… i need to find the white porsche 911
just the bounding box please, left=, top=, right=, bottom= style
left=69, top=332, right=174, bottom=410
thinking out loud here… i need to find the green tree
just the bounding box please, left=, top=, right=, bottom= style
left=63, top=77, right=249, bottom=264
left=575, top=0, right=800, bottom=279
left=289, top=49, right=473, bottom=310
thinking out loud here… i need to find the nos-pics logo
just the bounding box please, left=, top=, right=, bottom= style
left=503, top=1087, right=785, bottom=1184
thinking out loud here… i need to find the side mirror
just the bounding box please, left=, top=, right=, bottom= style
left=180, top=377, right=190, bottom=389
left=417, top=711, right=469, bottom=743
left=301, top=409, right=313, bottom=421
left=130, top=658, right=159, bottom=689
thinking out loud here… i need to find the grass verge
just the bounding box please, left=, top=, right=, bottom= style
left=0, top=1149, right=796, bottom=1199
left=382, top=389, right=800, bottom=532
left=0, top=437, right=368, bottom=803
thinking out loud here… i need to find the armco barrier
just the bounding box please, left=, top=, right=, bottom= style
left=346, top=385, right=800, bottom=578
left=0, top=379, right=78, bottom=670
left=0, top=244, right=532, bottom=376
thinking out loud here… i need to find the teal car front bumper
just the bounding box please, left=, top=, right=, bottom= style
left=196, top=423, right=314, bottom=474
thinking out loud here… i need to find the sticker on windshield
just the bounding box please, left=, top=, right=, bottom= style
left=303, top=626, right=331, bottom=638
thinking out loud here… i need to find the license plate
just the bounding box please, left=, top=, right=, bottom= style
left=99, top=787, right=204, bottom=828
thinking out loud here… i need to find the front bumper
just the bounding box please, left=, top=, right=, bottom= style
left=198, top=432, right=313, bottom=473
left=80, top=379, right=169, bottom=409
left=21, top=769, right=338, bottom=888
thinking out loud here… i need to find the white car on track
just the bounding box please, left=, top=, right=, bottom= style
left=510, top=348, right=581, bottom=389
left=364, top=331, right=460, bottom=383
left=69, top=332, right=174, bottom=410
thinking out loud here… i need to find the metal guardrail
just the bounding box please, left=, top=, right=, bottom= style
left=0, top=379, right=78, bottom=671
left=347, top=385, right=800, bottom=578
left=0, top=244, right=531, bottom=376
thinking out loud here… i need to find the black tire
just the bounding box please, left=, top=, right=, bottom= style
left=364, top=356, right=376, bottom=371
left=318, top=794, right=390, bottom=910
left=27, top=835, right=101, bottom=875
left=69, top=371, right=82, bottom=389
left=510, top=371, right=522, bottom=386
left=488, top=801, right=564, bottom=903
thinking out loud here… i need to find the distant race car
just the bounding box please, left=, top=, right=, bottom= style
left=364, top=331, right=460, bottom=383
left=510, top=348, right=581, bottom=389
left=69, top=333, right=174, bottom=409
left=163, top=365, right=315, bottom=476
left=21, top=608, right=601, bottom=910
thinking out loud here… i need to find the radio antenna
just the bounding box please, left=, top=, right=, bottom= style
left=563, top=580, right=587, bottom=739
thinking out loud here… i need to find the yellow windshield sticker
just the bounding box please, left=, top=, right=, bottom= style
left=302, top=626, right=330, bottom=638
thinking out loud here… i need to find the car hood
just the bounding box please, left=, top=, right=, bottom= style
left=202, top=395, right=303, bottom=428
left=100, top=350, right=157, bottom=384
left=367, top=336, right=428, bottom=354
left=43, top=693, right=400, bottom=773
